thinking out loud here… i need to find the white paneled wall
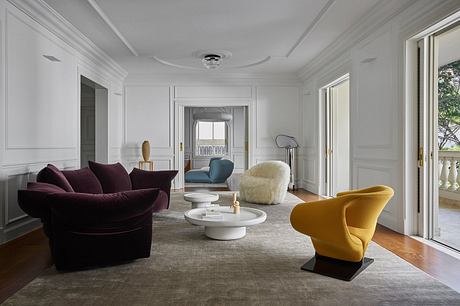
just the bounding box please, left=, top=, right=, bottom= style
left=123, top=85, right=173, bottom=171
left=123, top=79, right=302, bottom=184
left=299, top=0, right=460, bottom=233
left=0, top=0, right=126, bottom=243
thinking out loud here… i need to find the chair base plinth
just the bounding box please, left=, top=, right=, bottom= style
left=301, top=254, right=374, bottom=281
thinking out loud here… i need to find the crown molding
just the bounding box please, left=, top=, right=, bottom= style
left=297, top=0, right=417, bottom=80
left=87, top=0, right=138, bottom=56
left=7, top=0, right=128, bottom=81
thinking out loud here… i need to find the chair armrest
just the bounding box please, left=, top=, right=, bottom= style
left=17, top=190, right=51, bottom=218
left=47, top=188, right=159, bottom=226
left=290, top=197, right=351, bottom=243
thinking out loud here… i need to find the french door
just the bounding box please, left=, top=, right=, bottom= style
left=418, top=22, right=460, bottom=251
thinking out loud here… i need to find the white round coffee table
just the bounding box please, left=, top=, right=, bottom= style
left=184, top=193, right=219, bottom=209
left=184, top=206, right=267, bottom=240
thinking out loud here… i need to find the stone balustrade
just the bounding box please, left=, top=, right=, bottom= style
left=439, top=150, right=460, bottom=192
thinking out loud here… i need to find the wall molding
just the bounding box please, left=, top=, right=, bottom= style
left=7, top=0, right=127, bottom=81
left=298, top=0, right=417, bottom=80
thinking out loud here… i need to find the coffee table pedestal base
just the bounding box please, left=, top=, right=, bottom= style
left=191, top=202, right=211, bottom=209
left=204, top=226, right=246, bottom=240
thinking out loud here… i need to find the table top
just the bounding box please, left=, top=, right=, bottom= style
left=184, top=193, right=219, bottom=203
left=184, top=206, right=267, bottom=227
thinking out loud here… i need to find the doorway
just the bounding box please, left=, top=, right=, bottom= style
left=418, top=21, right=460, bottom=251
left=80, top=76, right=109, bottom=167
left=175, top=102, right=252, bottom=189
left=322, top=75, right=350, bottom=197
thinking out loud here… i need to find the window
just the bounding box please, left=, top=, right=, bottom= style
left=195, top=121, right=228, bottom=156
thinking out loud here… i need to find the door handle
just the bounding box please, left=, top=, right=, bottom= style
left=180, top=142, right=183, bottom=152
left=418, top=147, right=424, bottom=167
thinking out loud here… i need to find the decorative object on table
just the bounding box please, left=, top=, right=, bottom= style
left=139, top=140, right=154, bottom=171
left=275, top=134, right=299, bottom=190
left=233, top=200, right=240, bottom=214
left=290, top=185, right=394, bottom=281
left=17, top=162, right=178, bottom=270
left=184, top=192, right=219, bottom=209
left=232, top=192, right=240, bottom=214
left=239, top=161, right=290, bottom=205
left=184, top=206, right=266, bottom=240
left=185, top=158, right=234, bottom=183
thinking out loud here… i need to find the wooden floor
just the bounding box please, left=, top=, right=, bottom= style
left=1, top=188, right=460, bottom=304
left=0, top=228, right=51, bottom=304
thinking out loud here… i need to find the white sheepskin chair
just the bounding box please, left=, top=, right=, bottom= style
left=239, top=161, right=290, bottom=205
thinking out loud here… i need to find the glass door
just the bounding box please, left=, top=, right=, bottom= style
left=419, top=22, right=460, bottom=251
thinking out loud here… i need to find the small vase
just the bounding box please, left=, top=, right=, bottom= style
left=142, top=140, right=150, bottom=161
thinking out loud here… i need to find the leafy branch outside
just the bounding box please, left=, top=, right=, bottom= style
left=438, top=60, right=460, bottom=150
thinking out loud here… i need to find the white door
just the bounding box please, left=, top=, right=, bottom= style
left=324, top=77, right=350, bottom=197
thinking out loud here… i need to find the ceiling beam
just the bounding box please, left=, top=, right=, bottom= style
left=87, top=0, right=139, bottom=56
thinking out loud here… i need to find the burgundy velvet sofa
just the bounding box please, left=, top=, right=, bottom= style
left=17, top=162, right=177, bottom=270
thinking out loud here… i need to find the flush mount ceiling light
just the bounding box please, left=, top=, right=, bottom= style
left=195, top=50, right=232, bottom=70
left=201, top=54, right=222, bottom=69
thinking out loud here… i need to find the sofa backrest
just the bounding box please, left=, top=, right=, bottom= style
left=209, top=159, right=234, bottom=183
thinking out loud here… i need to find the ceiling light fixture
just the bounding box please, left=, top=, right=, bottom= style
left=201, top=54, right=223, bottom=69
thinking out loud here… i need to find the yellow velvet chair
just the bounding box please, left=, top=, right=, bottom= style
left=290, top=185, right=394, bottom=281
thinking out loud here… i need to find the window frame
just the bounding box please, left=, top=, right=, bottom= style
left=193, top=120, right=230, bottom=157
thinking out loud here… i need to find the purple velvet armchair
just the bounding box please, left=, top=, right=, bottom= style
left=18, top=162, right=177, bottom=270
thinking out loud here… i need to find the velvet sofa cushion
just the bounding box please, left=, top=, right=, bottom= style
left=129, top=168, right=178, bottom=208
left=88, top=161, right=132, bottom=193
left=17, top=182, right=66, bottom=219
left=37, top=164, right=74, bottom=192
left=62, top=167, right=103, bottom=194
left=47, top=188, right=159, bottom=226
left=129, top=169, right=178, bottom=190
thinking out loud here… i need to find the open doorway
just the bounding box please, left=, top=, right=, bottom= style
left=80, top=76, right=109, bottom=167
left=322, top=75, right=350, bottom=197
left=182, top=106, right=248, bottom=189
left=417, top=21, right=460, bottom=251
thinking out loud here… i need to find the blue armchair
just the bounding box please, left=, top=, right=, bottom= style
left=185, top=159, right=234, bottom=183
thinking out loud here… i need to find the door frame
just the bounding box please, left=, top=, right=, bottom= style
left=406, top=14, right=460, bottom=237
left=318, top=73, right=350, bottom=197
left=173, top=99, right=254, bottom=189
left=77, top=66, right=110, bottom=167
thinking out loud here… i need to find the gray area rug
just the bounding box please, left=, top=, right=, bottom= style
left=4, top=192, right=460, bottom=305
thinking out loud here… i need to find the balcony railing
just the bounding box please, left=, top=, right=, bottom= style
left=439, top=151, right=460, bottom=194
left=197, top=145, right=226, bottom=156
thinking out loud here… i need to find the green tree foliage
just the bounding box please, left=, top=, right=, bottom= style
left=438, top=60, right=460, bottom=150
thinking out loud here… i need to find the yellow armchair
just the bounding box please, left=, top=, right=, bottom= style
left=290, top=185, right=394, bottom=280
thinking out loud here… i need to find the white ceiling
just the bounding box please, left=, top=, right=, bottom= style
left=43, top=0, right=382, bottom=75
